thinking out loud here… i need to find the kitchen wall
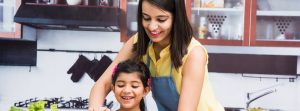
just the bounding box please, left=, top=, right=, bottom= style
left=0, top=29, right=299, bottom=111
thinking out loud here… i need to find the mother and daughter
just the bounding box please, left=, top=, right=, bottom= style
left=89, top=0, right=224, bottom=111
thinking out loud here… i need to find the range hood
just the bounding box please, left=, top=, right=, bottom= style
left=14, top=3, right=121, bottom=31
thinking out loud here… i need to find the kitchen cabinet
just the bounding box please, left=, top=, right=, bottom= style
left=250, top=0, right=300, bottom=47
left=0, top=0, right=21, bottom=39
left=189, top=0, right=300, bottom=47
left=186, top=0, right=251, bottom=46
left=15, top=0, right=125, bottom=32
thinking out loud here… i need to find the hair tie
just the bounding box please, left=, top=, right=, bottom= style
left=112, top=65, right=118, bottom=77
left=147, top=78, right=151, bottom=86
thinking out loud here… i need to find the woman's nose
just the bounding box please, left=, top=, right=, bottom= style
left=148, top=22, right=158, bottom=31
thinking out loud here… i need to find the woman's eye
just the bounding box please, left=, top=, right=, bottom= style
left=157, top=19, right=166, bottom=23
left=143, top=17, right=151, bottom=21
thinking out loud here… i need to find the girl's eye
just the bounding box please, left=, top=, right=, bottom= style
left=132, top=85, right=139, bottom=88
left=117, top=85, right=124, bottom=88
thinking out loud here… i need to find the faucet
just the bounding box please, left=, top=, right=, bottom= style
left=245, top=83, right=283, bottom=109
left=246, top=89, right=276, bottom=109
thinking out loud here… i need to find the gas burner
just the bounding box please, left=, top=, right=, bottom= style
left=14, top=97, right=113, bottom=109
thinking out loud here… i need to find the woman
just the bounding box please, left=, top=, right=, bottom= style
left=89, top=0, right=224, bottom=111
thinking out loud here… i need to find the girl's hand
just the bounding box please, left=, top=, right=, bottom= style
left=88, top=107, right=110, bottom=111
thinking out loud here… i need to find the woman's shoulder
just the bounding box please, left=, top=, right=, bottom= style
left=184, top=37, right=208, bottom=64
left=188, top=37, right=207, bottom=54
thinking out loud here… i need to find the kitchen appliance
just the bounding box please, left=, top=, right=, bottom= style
left=36, top=0, right=59, bottom=4
left=66, top=0, right=82, bottom=5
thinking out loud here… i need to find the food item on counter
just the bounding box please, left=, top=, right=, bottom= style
left=9, top=106, right=25, bottom=111
left=50, top=104, right=58, bottom=111
left=28, top=100, right=47, bottom=111
left=248, top=107, right=264, bottom=111
left=194, top=0, right=201, bottom=7
left=201, top=0, right=224, bottom=8
left=10, top=101, right=58, bottom=111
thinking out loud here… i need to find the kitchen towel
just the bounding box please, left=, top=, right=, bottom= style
left=67, top=55, right=93, bottom=82
left=87, top=55, right=112, bottom=82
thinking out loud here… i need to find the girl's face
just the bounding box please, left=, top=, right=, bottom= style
left=142, top=1, right=173, bottom=46
left=112, top=72, right=150, bottom=110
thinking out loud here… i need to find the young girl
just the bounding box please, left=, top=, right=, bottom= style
left=110, top=60, right=151, bottom=111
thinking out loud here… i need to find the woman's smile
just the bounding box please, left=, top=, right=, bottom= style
left=150, top=31, right=161, bottom=37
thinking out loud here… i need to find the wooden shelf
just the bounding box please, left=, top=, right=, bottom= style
left=128, top=2, right=138, bottom=5
left=192, top=8, right=243, bottom=13
left=257, top=11, right=300, bottom=17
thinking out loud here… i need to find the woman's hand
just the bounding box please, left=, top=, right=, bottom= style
left=88, top=107, right=111, bottom=111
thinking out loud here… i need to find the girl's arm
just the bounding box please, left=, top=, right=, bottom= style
left=178, top=46, right=207, bottom=111
left=88, top=36, right=135, bottom=111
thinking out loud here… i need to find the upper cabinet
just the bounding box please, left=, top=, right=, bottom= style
left=15, top=0, right=125, bottom=32
left=188, top=0, right=300, bottom=47
left=187, top=0, right=251, bottom=46
left=0, top=0, right=21, bottom=39
left=250, top=0, right=300, bottom=47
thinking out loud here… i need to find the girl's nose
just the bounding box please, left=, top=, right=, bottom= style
left=122, top=86, right=131, bottom=94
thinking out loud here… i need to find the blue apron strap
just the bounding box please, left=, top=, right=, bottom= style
left=170, top=64, right=173, bottom=76
left=147, top=54, right=150, bottom=67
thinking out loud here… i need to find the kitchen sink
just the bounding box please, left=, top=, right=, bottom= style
left=225, top=107, right=283, bottom=111
left=225, top=107, right=246, bottom=111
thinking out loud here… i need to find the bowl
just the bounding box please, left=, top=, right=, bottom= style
left=66, top=0, right=82, bottom=5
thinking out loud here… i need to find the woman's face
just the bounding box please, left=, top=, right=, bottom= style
left=112, top=72, right=150, bottom=110
left=142, top=1, right=173, bottom=45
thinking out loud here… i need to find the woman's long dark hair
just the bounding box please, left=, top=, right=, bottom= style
left=112, top=60, right=151, bottom=111
left=133, top=0, right=193, bottom=69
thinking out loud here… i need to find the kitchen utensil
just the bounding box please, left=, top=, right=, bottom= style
left=66, top=0, right=82, bottom=5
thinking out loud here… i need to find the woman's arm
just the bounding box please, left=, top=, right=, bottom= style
left=178, top=46, right=207, bottom=111
left=88, top=36, right=135, bottom=111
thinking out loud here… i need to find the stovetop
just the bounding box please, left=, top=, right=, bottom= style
left=14, top=97, right=113, bottom=109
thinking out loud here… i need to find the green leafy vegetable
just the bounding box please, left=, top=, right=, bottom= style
left=27, top=100, right=47, bottom=111
left=50, top=104, right=58, bottom=111
left=9, top=106, right=26, bottom=111
left=10, top=100, right=59, bottom=111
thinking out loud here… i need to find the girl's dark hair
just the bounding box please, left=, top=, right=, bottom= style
left=112, top=60, right=151, bottom=111
left=133, top=0, right=193, bottom=69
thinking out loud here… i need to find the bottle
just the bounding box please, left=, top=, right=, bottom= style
left=194, top=0, right=201, bottom=8
left=198, top=17, right=208, bottom=39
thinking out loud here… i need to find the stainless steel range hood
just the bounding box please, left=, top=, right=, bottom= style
left=14, top=3, right=121, bottom=31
